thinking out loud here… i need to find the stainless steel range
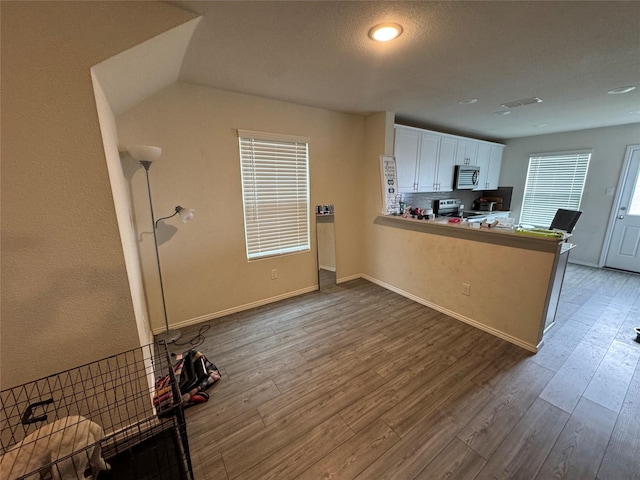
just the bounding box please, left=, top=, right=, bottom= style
left=433, top=198, right=462, bottom=217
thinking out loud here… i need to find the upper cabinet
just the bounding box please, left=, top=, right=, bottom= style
left=394, top=126, right=457, bottom=193
left=455, top=139, right=479, bottom=166
left=475, top=144, right=504, bottom=190
left=394, top=127, right=421, bottom=192
left=394, top=125, right=504, bottom=193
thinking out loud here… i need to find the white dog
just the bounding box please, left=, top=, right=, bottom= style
left=0, top=415, right=110, bottom=479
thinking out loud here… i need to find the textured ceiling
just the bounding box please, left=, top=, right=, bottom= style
left=169, top=1, right=640, bottom=141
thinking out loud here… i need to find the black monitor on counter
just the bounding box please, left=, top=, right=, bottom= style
left=550, top=209, right=582, bottom=233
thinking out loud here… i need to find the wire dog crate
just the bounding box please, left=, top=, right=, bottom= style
left=0, top=342, right=193, bottom=480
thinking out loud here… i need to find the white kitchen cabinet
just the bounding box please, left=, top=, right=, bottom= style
left=416, top=132, right=440, bottom=191
left=435, top=136, right=457, bottom=191
left=475, top=144, right=504, bottom=190
left=416, top=132, right=455, bottom=192
left=486, top=144, right=503, bottom=190
left=394, top=126, right=454, bottom=193
left=394, top=127, right=421, bottom=192
left=455, top=139, right=478, bottom=166
left=394, top=125, right=503, bottom=193
left=474, top=142, right=491, bottom=190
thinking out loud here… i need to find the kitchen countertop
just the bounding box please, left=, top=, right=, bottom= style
left=462, top=210, right=511, bottom=215
left=462, top=210, right=511, bottom=221
left=375, top=214, right=570, bottom=253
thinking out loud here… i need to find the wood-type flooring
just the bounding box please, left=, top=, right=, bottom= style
left=182, top=264, right=640, bottom=480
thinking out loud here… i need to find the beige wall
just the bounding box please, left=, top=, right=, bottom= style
left=501, top=123, right=640, bottom=266
left=92, top=74, right=153, bottom=348
left=116, top=83, right=366, bottom=331
left=0, top=1, right=195, bottom=388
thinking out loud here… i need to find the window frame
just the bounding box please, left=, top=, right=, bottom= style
left=237, top=129, right=311, bottom=260
left=519, top=150, right=591, bottom=228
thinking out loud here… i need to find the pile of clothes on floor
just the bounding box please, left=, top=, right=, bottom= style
left=154, top=350, right=221, bottom=411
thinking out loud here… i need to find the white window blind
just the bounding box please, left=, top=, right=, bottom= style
left=238, top=130, right=310, bottom=260
left=520, top=151, right=591, bottom=227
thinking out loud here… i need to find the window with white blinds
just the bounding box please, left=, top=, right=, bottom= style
left=238, top=130, right=310, bottom=260
left=520, top=151, right=591, bottom=227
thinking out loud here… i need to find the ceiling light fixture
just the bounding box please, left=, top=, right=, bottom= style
left=457, top=98, right=478, bottom=105
left=368, top=23, right=403, bottom=42
left=500, top=97, right=543, bottom=109
left=493, top=111, right=511, bottom=116
left=608, top=85, right=636, bottom=94
left=629, top=109, right=640, bottom=115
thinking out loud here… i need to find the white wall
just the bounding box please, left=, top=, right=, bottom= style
left=116, top=83, right=366, bottom=332
left=501, top=123, right=640, bottom=266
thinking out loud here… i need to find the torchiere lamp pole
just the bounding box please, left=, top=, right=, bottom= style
left=129, top=146, right=195, bottom=344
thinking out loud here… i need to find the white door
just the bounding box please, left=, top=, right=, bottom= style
left=605, top=147, right=640, bottom=273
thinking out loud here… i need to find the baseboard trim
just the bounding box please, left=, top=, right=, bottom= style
left=336, top=273, right=362, bottom=284
left=157, top=274, right=539, bottom=352
left=568, top=259, right=599, bottom=268
left=360, top=274, right=538, bottom=353
left=152, top=285, right=318, bottom=334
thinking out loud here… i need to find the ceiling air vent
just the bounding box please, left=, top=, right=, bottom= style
left=500, top=97, right=543, bottom=109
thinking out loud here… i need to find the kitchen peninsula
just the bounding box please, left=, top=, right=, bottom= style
left=373, top=214, right=574, bottom=352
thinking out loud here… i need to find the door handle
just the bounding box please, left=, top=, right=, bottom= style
left=620, top=206, right=627, bottom=211
left=618, top=215, right=625, bottom=219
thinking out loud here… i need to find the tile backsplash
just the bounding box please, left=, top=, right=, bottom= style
left=402, top=190, right=478, bottom=211
left=402, top=186, right=512, bottom=212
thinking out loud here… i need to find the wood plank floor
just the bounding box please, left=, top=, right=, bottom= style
left=181, top=264, right=640, bottom=480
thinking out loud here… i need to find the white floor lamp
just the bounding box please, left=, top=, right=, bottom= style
left=128, top=145, right=195, bottom=344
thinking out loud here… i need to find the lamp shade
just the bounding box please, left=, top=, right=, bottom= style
left=127, top=145, right=162, bottom=162
left=177, top=207, right=195, bottom=223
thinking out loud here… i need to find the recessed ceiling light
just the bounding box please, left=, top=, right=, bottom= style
left=608, top=85, right=636, bottom=94
left=457, top=98, right=478, bottom=105
left=533, top=123, right=548, bottom=128
left=368, top=23, right=403, bottom=42
left=630, top=109, right=640, bottom=114
left=493, top=111, right=511, bottom=116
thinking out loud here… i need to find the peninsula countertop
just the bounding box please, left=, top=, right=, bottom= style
left=375, top=214, right=571, bottom=253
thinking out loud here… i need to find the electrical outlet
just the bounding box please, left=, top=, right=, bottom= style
left=271, top=269, right=278, bottom=280
left=462, top=283, right=471, bottom=296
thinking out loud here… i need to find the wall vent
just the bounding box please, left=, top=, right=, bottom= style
left=500, top=97, right=543, bottom=109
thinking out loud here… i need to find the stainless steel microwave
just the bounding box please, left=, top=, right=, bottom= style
left=454, top=165, right=480, bottom=189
